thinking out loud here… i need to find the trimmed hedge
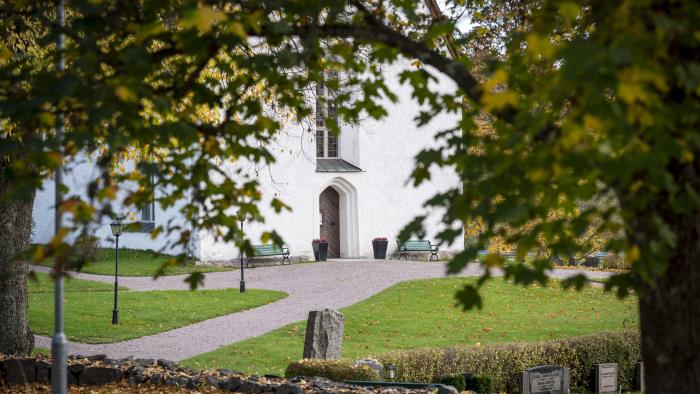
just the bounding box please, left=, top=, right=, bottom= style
left=375, top=331, right=639, bottom=393
left=286, top=332, right=639, bottom=393
left=438, top=374, right=466, bottom=391
left=285, top=359, right=378, bottom=382
left=464, top=373, right=493, bottom=394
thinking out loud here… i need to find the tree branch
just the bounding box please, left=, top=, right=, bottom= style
left=257, top=22, right=483, bottom=102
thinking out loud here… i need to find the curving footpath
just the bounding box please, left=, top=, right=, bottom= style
left=33, top=260, right=613, bottom=361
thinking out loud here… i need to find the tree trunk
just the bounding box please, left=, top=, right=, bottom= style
left=637, top=212, right=700, bottom=392
left=0, top=163, right=35, bottom=356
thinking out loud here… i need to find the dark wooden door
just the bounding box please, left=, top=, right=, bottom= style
left=319, top=187, right=340, bottom=258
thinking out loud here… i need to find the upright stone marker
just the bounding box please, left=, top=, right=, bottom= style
left=303, top=308, right=345, bottom=359
left=594, top=363, right=618, bottom=393
left=353, top=358, right=384, bottom=380
left=635, top=362, right=645, bottom=392
left=520, top=365, right=570, bottom=394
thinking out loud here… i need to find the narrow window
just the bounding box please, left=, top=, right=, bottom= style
left=315, top=71, right=339, bottom=158
left=140, top=173, right=155, bottom=224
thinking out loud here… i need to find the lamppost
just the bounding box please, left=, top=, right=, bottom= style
left=238, top=211, right=245, bottom=293
left=52, top=2, right=68, bottom=392
left=386, top=364, right=396, bottom=380
left=110, top=217, right=124, bottom=324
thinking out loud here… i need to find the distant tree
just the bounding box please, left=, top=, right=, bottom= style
left=1, top=1, right=699, bottom=391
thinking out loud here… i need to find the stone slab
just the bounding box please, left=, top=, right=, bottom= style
left=2, top=358, right=37, bottom=385
left=520, top=365, right=570, bottom=394
left=594, top=363, right=618, bottom=393
left=303, top=308, right=345, bottom=359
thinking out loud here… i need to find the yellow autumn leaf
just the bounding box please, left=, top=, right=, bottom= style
left=114, top=86, right=137, bottom=102
left=527, top=33, right=555, bottom=60
left=46, top=152, right=62, bottom=166
left=617, top=67, right=668, bottom=105
left=483, top=254, right=505, bottom=268
left=561, top=122, right=585, bottom=148
left=527, top=168, right=549, bottom=182
left=629, top=180, right=644, bottom=193
left=626, top=245, right=640, bottom=264
left=33, top=245, right=45, bottom=262
left=617, top=81, right=648, bottom=105
left=98, top=185, right=118, bottom=200
left=484, top=69, right=508, bottom=92
left=227, top=21, right=247, bottom=39
left=583, top=114, right=606, bottom=135
left=481, top=90, right=519, bottom=111
left=58, top=199, right=81, bottom=214
left=183, top=6, right=227, bottom=34
left=0, top=43, right=13, bottom=61
left=681, top=150, right=694, bottom=163
left=558, top=2, right=580, bottom=25
left=50, top=227, right=71, bottom=248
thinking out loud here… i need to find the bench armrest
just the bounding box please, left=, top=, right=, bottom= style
left=430, top=245, right=439, bottom=251
left=282, top=247, right=290, bottom=254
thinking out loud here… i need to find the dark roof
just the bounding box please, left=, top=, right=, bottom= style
left=316, top=158, right=362, bottom=173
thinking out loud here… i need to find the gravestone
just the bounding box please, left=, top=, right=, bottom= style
left=2, top=358, right=37, bottom=385
left=80, top=366, right=122, bottom=385
left=634, top=362, right=645, bottom=392
left=353, top=358, right=383, bottom=380
left=520, top=365, right=570, bottom=394
left=303, top=308, right=345, bottom=359
left=594, top=363, right=618, bottom=393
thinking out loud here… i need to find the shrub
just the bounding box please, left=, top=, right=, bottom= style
left=285, top=359, right=378, bottom=381
left=375, top=331, right=639, bottom=393
left=599, top=254, right=630, bottom=270
left=75, top=235, right=100, bottom=262
left=438, top=374, right=465, bottom=392
left=464, top=373, right=493, bottom=394
left=288, top=332, right=640, bottom=393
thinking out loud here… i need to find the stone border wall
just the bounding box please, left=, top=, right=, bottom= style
left=0, top=355, right=439, bottom=393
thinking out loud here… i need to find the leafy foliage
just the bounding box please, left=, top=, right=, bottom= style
left=285, top=359, right=378, bottom=382
left=2, top=0, right=698, bottom=357
left=438, top=373, right=466, bottom=391
left=375, top=331, right=640, bottom=393
left=289, top=331, right=640, bottom=392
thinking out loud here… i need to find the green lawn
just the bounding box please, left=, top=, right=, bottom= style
left=39, top=248, right=233, bottom=276
left=32, top=347, right=50, bottom=356
left=29, top=273, right=286, bottom=344
left=185, top=278, right=638, bottom=376
left=29, top=272, right=126, bottom=293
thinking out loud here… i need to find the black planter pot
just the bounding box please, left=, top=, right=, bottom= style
left=318, top=242, right=329, bottom=261
left=372, top=240, right=388, bottom=259
left=312, top=242, right=320, bottom=261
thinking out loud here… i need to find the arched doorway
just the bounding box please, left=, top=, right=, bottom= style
left=317, top=177, right=359, bottom=258
left=319, top=187, right=340, bottom=257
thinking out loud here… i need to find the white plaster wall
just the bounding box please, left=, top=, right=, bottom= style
left=31, top=156, right=188, bottom=256
left=339, top=124, right=360, bottom=167
left=197, top=58, right=465, bottom=261
left=31, top=58, right=464, bottom=261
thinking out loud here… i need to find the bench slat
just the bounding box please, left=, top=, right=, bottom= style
left=396, top=240, right=439, bottom=261
left=251, top=244, right=286, bottom=256
left=400, top=240, right=432, bottom=251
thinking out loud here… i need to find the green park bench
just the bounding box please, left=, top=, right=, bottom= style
left=246, top=244, right=291, bottom=267
left=397, top=240, right=439, bottom=261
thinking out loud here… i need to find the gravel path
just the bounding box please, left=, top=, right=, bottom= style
left=33, top=260, right=612, bottom=361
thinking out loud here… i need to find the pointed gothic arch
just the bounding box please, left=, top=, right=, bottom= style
left=317, top=177, right=359, bottom=258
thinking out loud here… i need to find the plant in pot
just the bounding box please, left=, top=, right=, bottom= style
left=312, top=238, right=329, bottom=261
left=372, top=237, right=388, bottom=259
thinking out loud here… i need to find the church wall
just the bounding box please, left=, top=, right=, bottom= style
left=30, top=58, right=465, bottom=262
left=31, top=155, right=189, bottom=256
left=197, top=59, right=465, bottom=262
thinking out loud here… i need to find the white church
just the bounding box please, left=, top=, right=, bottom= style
left=31, top=59, right=464, bottom=262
